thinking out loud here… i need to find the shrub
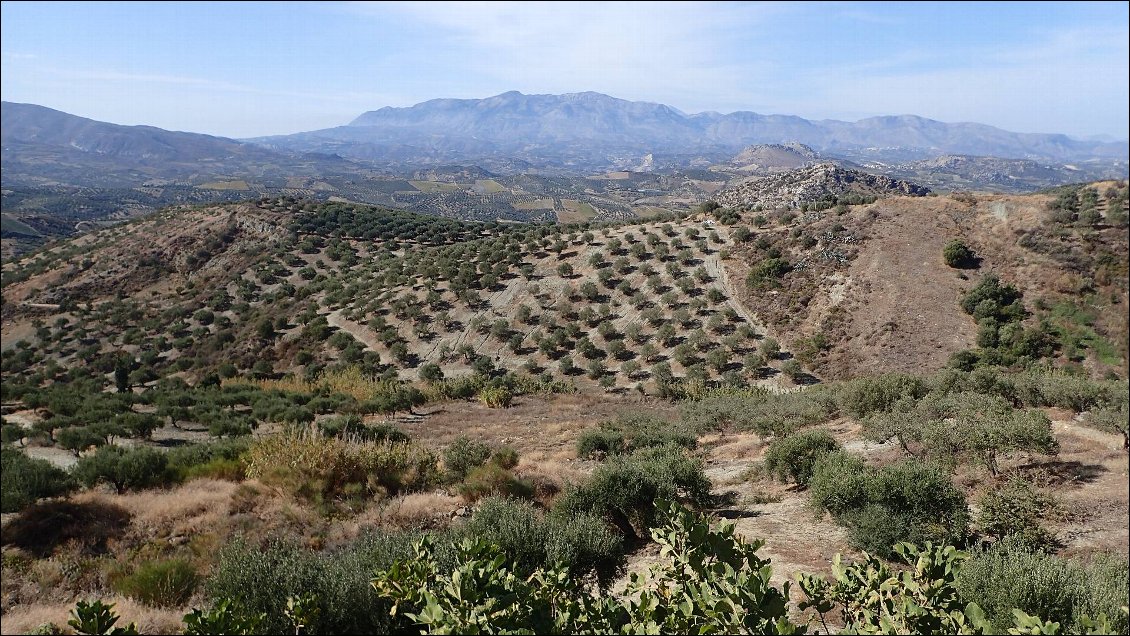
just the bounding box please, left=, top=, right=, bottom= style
left=956, top=539, right=1129, bottom=634
left=681, top=389, right=836, bottom=438
left=72, top=446, right=170, bottom=494
left=838, top=373, right=927, bottom=418
left=457, top=463, right=533, bottom=502
left=461, top=497, right=546, bottom=573
left=1011, top=370, right=1123, bottom=413
left=960, top=275, right=1025, bottom=324
left=746, top=258, right=791, bottom=288
left=477, top=385, right=513, bottom=408
left=245, top=430, right=437, bottom=504
left=576, top=428, right=626, bottom=459
left=208, top=533, right=422, bottom=635
left=555, top=445, right=712, bottom=539
left=576, top=414, right=696, bottom=460
left=111, top=559, right=198, bottom=608
left=543, top=510, right=625, bottom=586
left=799, top=543, right=982, bottom=635
left=371, top=502, right=799, bottom=635
left=443, top=436, right=492, bottom=480
left=490, top=446, right=519, bottom=469
left=1, top=447, right=76, bottom=513
left=763, top=429, right=841, bottom=487
left=810, top=453, right=969, bottom=558
left=976, top=479, right=1056, bottom=550
left=943, top=239, right=978, bottom=268
left=166, top=438, right=251, bottom=482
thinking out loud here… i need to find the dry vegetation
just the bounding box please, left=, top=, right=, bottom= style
left=2, top=181, right=1127, bottom=634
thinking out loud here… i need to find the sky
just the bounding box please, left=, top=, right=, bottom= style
left=1, top=1, right=1127, bottom=140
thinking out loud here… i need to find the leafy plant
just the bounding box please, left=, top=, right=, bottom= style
left=67, top=600, right=138, bottom=635
left=371, top=501, right=803, bottom=634
left=798, top=542, right=987, bottom=635
left=182, top=599, right=265, bottom=635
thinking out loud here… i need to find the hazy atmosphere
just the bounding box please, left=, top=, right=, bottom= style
left=2, top=1, right=1127, bottom=139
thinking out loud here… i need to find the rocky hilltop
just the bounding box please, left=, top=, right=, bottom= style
left=727, top=142, right=820, bottom=173
left=714, top=162, right=930, bottom=209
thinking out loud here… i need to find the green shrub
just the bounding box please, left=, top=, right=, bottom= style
left=543, top=510, right=625, bottom=587
left=0, top=448, right=76, bottom=513
left=576, top=428, right=625, bottom=459
left=555, top=445, right=712, bottom=539
left=166, top=438, right=251, bottom=482
left=747, top=257, right=791, bottom=288
left=960, top=275, right=1026, bottom=324
left=318, top=415, right=410, bottom=443
left=956, top=538, right=1129, bottom=634
left=680, top=389, right=836, bottom=437
left=810, top=453, right=969, bottom=558
left=208, top=532, right=423, bottom=635
left=460, top=497, right=546, bottom=574
left=838, top=373, right=927, bottom=418
left=490, top=446, right=520, bottom=469
left=863, top=391, right=1058, bottom=475
left=372, top=502, right=799, bottom=635
left=111, top=559, right=198, bottom=608
left=763, top=429, right=841, bottom=487
left=943, top=239, right=977, bottom=268
left=976, top=479, right=1056, bottom=550
left=576, top=414, right=696, bottom=459
left=799, top=543, right=982, bottom=635
left=477, top=385, right=513, bottom=408
left=443, top=436, right=492, bottom=480
left=460, top=497, right=625, bottom=587
left=72, top=446, right=170, bottom=494
left=1011, top=370, right=1124, bottom=413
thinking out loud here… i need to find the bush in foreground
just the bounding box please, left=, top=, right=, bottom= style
left=0, top=447, right=75, bottom=513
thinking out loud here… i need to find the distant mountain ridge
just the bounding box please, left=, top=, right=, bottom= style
left=249, top=91, right=1128, bottom=170
left=1, top=101, right=349, bottom=188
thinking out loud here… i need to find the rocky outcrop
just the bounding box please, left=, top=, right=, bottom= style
left=714, top=162, right=930, bottom=209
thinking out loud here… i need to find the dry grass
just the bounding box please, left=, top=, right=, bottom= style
left=0, top=595, right=187, bottom=635
left=376, top=492, right=462, bottom=530
left=72, top=479, right=239, bottom=540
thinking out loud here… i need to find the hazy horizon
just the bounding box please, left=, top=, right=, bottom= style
left=2, top=1, right=1127, bottom=140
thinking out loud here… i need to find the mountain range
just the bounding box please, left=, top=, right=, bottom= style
left=249, top=91, right=1128, bottom=170
left=4, top=93, right=1128, bottom=189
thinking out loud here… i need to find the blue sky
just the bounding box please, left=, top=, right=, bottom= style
left=2, top=1, right=1127, bottom=140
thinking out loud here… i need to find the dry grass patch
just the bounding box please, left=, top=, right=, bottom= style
left=0, top=595, right=186, bottom=635
left=73, top=479, right=239, bottom=540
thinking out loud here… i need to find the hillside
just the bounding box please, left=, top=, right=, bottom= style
left=2, top=185, right=1128, bottom=634
left=4, top=181, right=1126, bottom=397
